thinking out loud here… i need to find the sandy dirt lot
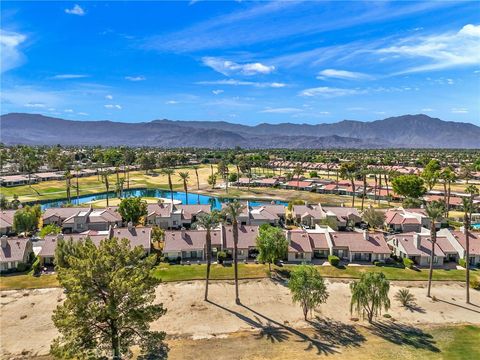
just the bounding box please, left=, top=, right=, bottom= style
left=1, top=279, right=479, bottom=358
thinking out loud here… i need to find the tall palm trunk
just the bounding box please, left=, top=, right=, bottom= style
left=361, top=173, right=367, bottom=211
left=427, top=222, right=436, bottom=298
left=350, top=179, right=356, bottom=207
left=183, top=179, right=188, bottom=205
left=205, top=230, right=212, bottom=301
left=195, top=168, right=200, bottom=190
left=374, top=174, right=378, bottom=203
left=465, top=214, right=470, bottom=304
left=76, top=171, right=79, bottom=204
left=233, top=218, right=240, bottom=304
left=168, top=175, right=174, bottom=204
left=384, top=173, right=390, bottom=206
left=236, top=164, right=240, bottom=189
left=336, top=170, right=339, bottom=195
left=378, top=173, right=383, bottom=205
left=446, top=181, right=452, bottom=218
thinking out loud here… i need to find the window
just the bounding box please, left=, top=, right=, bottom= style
left=295, top=253, right=305, bottom=259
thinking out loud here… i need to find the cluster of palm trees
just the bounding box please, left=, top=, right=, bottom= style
left=193, top=200, right=245, bottom=303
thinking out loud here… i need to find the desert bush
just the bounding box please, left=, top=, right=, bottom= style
left=394, top=289, right=417, bottom=307
left=328, top=255, right=340, bottom=267
left=403, top=257, right=414, bottom=269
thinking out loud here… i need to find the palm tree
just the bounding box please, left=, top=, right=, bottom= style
left=293, top=164, right=304, bottom=190
left=426, top=200, right=445, bottom=298
left=440, top=167, right=456, bottom=217
left=161, top=168, right=175, bottom=205
left=65, top=170, right=72, bottom=204
left=463, top=185, right=479, bottom=304
left=74, top=165, right=80, bottom=204
left=178, top=171, right=190, bottom=205
left=100, top=170, right=111, bottom=207
left=192, top=165, right=200, bottom=190
left=340, top=162, right=359, bottom=207
left=193, top=211, right=221, bottom=301
left=222, top=200, right=246, bottom=305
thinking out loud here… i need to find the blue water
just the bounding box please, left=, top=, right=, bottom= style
left=473, top=223, right=480, bottom=230
left=36, top=188, right=287, bottom=210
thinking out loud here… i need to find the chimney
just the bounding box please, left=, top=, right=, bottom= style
left=108, top=225, right=114, bottom=239
left=127, top=221, right=133, bottom=230
left=1, top=235, right=7, bottom=248
left=413, top=234, right=420, bottom=249
left=363, top=229, right=368, bottom=240
left=181, top=227, right=186, bottom=239
left=286, top=230, right=292, bottom=243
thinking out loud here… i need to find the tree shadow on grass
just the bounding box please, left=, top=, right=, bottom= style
left=308, top=316, right=366, bottom=348
left=369, top=321, right=440, bottom=353
left=404, top=304, right=426, bottom=313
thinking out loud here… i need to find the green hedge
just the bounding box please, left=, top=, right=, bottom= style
left=458, top=258, right=467, bottom=268
left=328, top=255, right=340, bottom=267
left=403, top=257, right=414, bottom=269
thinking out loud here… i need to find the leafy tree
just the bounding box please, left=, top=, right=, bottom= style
left=288, top=264, right=329, bottom=320
left=151, top=226, right=165, bottom=251
left=362, top=207, right=385, bottom=229
left=391, top=174, right=426, bottom=203
left=421, top=159, right=441, bottom=191
left=222, top=200, right=246, bottom=304
left=51, top=237, right=167, bottom=359
left=193, top=211, right=222, bottom=301
left=350, top=272, right=390, bottom=323
left=425, top=200, right=444, bottom=298
left=309, top=170, right=318, bottom=178
left=39, top=224, right=62, bottom=238
left=13, top=205, right=40, bottom=234
left=207, top=174, right=217, bottom=189
left=0, top=194, right=9, bottom=210
left=256, top=224, right=288, bottom=273
left=118, top=197, right=147, bottom=225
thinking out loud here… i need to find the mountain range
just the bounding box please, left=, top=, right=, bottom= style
left=1, top=113, right=479, bottom=148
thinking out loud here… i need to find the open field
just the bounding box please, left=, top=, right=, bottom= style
left=1, top=279, right=479, bottom=359
left=2, top=263, right=479, bottom=290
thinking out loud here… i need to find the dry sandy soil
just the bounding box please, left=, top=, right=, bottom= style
left=1, top=279, right=479, bottom=358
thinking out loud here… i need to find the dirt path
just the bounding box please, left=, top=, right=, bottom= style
left=1, top=279, right=479, bottom=358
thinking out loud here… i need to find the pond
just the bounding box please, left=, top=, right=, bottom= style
left=37, top=188, right=288, bottom=210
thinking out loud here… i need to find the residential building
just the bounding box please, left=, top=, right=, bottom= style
left=287, top=229, right=313, bottom=262
left=61, top=207, right=122, bottom=233
left=223, top=225, right=259, bottom=260
left=292, top=203, right=360, bottom=229
left=146, top=202, right=211, bottom=229
left=438, top=228, right=480, bottom=266
left=163, top=228, right=222, bottom=261
left=0, top=236, right=33, bottom=272
left=385, top=207, right=432, bottom=233
left=0, top=174, right=36, bottom=187
left=329, top=231, right=390, bottom=262
left=0, top=210, right=16, bottom=235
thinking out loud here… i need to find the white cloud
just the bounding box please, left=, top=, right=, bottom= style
left=77, top=112, right=89, bottom=116
left=261, top=107, right=303, bottom=114
left=300, top=86, right=363, bottom=97
left=317, top=69, right=372, bottom=80
left=52, top=74, right=88, bottom=79
left=125, top=75, right=146, bottom=81
left=105, top=94, right=113, bottom=100
left=451, top=107, right=468, bottom=114
left=166, top=100, right=179, bottom=104
left=212, top=89, right=224, bottom=95
left=65, top=4, right=85, bottom=16
left=378, top=24, right=480, bottom=74
left=104, top=104, right=122, bottom=109
left=64, top=109, right=74, bottom=113
left=0, top=30, right=27, bottom=73
left=421, top=108, right=434, bottom=112
left=24, top=103, right=46, bottom=108
left=197, top=79, right=286, bottom=88
left=202, top=57, right=275, bottom=76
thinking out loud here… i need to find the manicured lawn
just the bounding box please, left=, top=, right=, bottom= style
left=2, top=264, right=478, bottom=290
left=0, top=273, right=59, bottom=290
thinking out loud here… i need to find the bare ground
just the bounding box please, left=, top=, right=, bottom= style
left=1, top=279, right=479, bottom=358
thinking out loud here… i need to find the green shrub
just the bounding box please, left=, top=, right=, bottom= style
left=31, top=257, right=41, bottom=276
left=217, top=251, right=227, bottom=264
left=373, top=260, right=382, bottom=266
left=470, top=279, right=480, bottom=291
left=394, top=289, right=417, bottom=307
left=16, top=262, right=29, bottom=272
left=458, top=258, right=467, bottom=268
left=403, top=258, right=414, bottom=269
left=328, top=255, right=340, bottom=267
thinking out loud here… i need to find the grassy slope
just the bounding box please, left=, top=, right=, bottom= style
left=2, top=264, right=478, bottom=290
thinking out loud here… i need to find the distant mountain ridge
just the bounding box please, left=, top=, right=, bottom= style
left=1, top=113, right=479, bottom=148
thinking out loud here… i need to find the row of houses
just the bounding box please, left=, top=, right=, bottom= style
left=0, top=166, right=141, bottom=187
left=163, top=225, right=391, bottom=263
left=388, top=228, right=480, bottom=267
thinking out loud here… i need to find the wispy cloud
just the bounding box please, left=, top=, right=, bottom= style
left=24, top=103, right=46, bottom=108
left=212, top=89, right=224, bottom=95
left=105, top=94, right=113, bottom=100
left=166, top=100, right=179, bottom=104
left=451, top=107, right=468, bottom=114
left=421, top=108, right=434, bottom=112
left=65, top=4, right=85, bottom=16
left=125, top=75, right=146, bottom=81
left=317, top=69, right=372, bottom=80
left=51, top=74, right=89, bottom=79
left=197, top=79, right=286, bottom=88
left=261, top=107, right=303, bottom=114
left=202, top=57, right=275, bottom=76
left=300, top=87, right=363, bottom=98
left=0, top=29, right=27, bottom=73
left=104, top=104, right=122, bottom=109
left=378, top=24, right=480, bottom=74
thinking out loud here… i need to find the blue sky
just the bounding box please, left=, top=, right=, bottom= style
left=1, top=1, right=479, bottom=125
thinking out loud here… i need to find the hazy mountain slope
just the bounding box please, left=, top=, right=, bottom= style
left=1, top=113, right=478, bottom=148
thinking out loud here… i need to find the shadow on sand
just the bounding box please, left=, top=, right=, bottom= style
left=206, top=300, right=365, bottom=355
